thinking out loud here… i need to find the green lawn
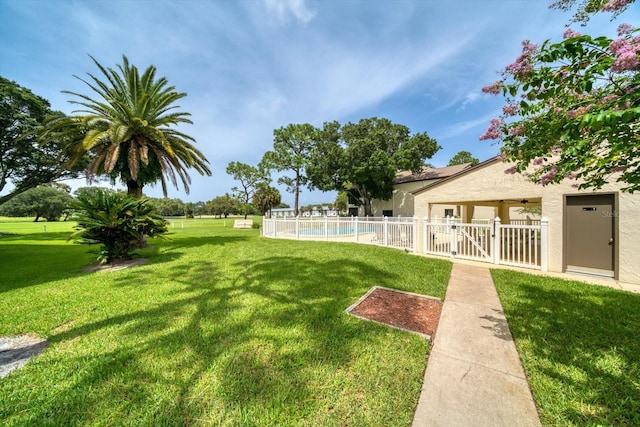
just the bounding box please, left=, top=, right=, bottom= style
left=4, top=217, right=637, bottom=425
left=492, top=270, right=640, bottom=426
left=0, top=217, right=451, bottom=426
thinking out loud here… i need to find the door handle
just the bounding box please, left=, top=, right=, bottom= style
left=609, top=238, right=614, bottom=244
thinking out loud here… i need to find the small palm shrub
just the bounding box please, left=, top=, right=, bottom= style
left=69, top=189, right=168, bottom=263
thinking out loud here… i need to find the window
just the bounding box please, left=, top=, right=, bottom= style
left=382, top=210, right=393, bottom=217
left=444, top=208, right=454, bottom=217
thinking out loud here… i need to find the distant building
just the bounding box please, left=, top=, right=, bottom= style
left=270, top=206, right=338, bottom=217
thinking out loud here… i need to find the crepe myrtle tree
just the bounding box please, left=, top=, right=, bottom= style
left=480, top=0, right=639, bottom=192
left=550, top=0, right=635, bottom=24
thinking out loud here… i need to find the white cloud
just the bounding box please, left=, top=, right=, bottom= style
left=263, top=0, right=317, bottom=26
left=436, top=114, right=497, bottom=141
left=2, top=0, right=635, bottom=205
left=457, top=92, right=481, bottom=111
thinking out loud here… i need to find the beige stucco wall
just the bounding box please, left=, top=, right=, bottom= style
left=366, top=180, right=427, bottom=217
left=368, top=180, right=478, bottom=219
left=413, top=160, right=640, bottom=285
left=368, top=174, right=536, bottom=221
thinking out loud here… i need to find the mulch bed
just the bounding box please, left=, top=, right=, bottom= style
left=347, top=287, right=443, bottom=339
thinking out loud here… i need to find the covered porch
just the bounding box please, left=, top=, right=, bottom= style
left=426, top=197, right=542, bottom=225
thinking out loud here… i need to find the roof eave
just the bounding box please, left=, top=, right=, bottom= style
left=410, top=156, right=502, bottom=196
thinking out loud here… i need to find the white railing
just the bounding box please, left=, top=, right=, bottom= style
left=423, top=216, right=548, bottom=271
left=263, top=215, right=548, bottom=271
left=262, top=216, right=416, bottom=252
left=509, top=218, right=541, bottom=226
left=432, top=216, right=463, bottom=224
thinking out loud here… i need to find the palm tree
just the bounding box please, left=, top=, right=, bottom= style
left=41, top=55, right=211, bottom=197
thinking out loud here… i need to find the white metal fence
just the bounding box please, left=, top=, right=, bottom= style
left=262, top=216, right=548, bottom=271
left=262, top=216, right=416, bottom=251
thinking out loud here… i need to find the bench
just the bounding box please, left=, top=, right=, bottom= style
left=233, top=219, right=254, bottom=229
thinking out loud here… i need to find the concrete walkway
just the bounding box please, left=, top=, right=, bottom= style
left=412, top=263, right=541, bottom=427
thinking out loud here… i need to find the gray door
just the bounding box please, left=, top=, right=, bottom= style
left=565, top=194, right=615, bottom=276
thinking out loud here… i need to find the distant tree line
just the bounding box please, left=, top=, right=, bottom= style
left=3, top=66, right=481, bottom=222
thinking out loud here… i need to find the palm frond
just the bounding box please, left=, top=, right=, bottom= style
left=47, top=55, right=211, bottom=195
left=104, top=143, right=121, bottom=173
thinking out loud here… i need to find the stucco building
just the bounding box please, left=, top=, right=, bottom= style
left=410, top=157, right=640, bottom=284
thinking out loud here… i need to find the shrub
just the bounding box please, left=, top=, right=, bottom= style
left=69, top=189, right=168, bottom=263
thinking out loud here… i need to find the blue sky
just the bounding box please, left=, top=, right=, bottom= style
left=1, top=0, right=635, bottom=206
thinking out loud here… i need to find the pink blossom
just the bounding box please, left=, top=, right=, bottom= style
left=617, top=23, right=635, bottom=36
left=482, top=81, right=503, bottom=95
left=610, top=37, right=640, bottom=72
left=505, top=40, right=538, bottom=78
left=502, top=103, right=519, bottom=116
left=508, top=125, right=525, bottom=136
left=612, top=166, right=626, bottom=172
left=566, top=105, right=593, bottom=119
left=603, top=0, right=633, bottom=12
left=601, top=94, right=619, bottom=104
left=567, top=109, right=580, bottom=118
left=533, top=157, right=543, bottom=166
left=539, top=165, right=558, bottom=185
left=566, top=172, right=577, bottom=180
left=479, top=117, right=505, bottom=140
left=563, top=28, right=581, bottom=39
left=504, top=165, right=517, bottom=174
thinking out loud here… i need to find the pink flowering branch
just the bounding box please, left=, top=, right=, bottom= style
left=479, top=12, right=640, bottom=192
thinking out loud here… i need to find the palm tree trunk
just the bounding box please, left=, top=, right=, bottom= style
left=126, top=179, right=147, bottom=247
left=127, top=179, right=143, bottom=198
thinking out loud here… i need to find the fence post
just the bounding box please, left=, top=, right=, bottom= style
left=493, top=216, right=502, bottom=265
left=423, top=216, right=428, bottom=253
left=383, top=216, right=388, bottom=247
left=354, top=216, right=359, bottom=243
left=540, top=216, right=548, bottom=272
left=449, top=219, right=457, bottom=258
left=296, top=215, right=300, bottom=240
left=412, top=216, right=418, bottom=253
left=262, top=215, right=265, bottom=237
left=324, top=215, right=329, bottom=241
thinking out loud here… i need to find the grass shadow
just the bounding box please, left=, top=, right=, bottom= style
left=0, top=231, right=73, bottom=242
left=159, top=234, right=251, bottom=251
left=3, top=252, right=417, bottom=425
left=492, top=270, right=640, bottom=425
left=1, top=229, right=447, bottom=425
left=0, top=244, right=95, bottom=293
